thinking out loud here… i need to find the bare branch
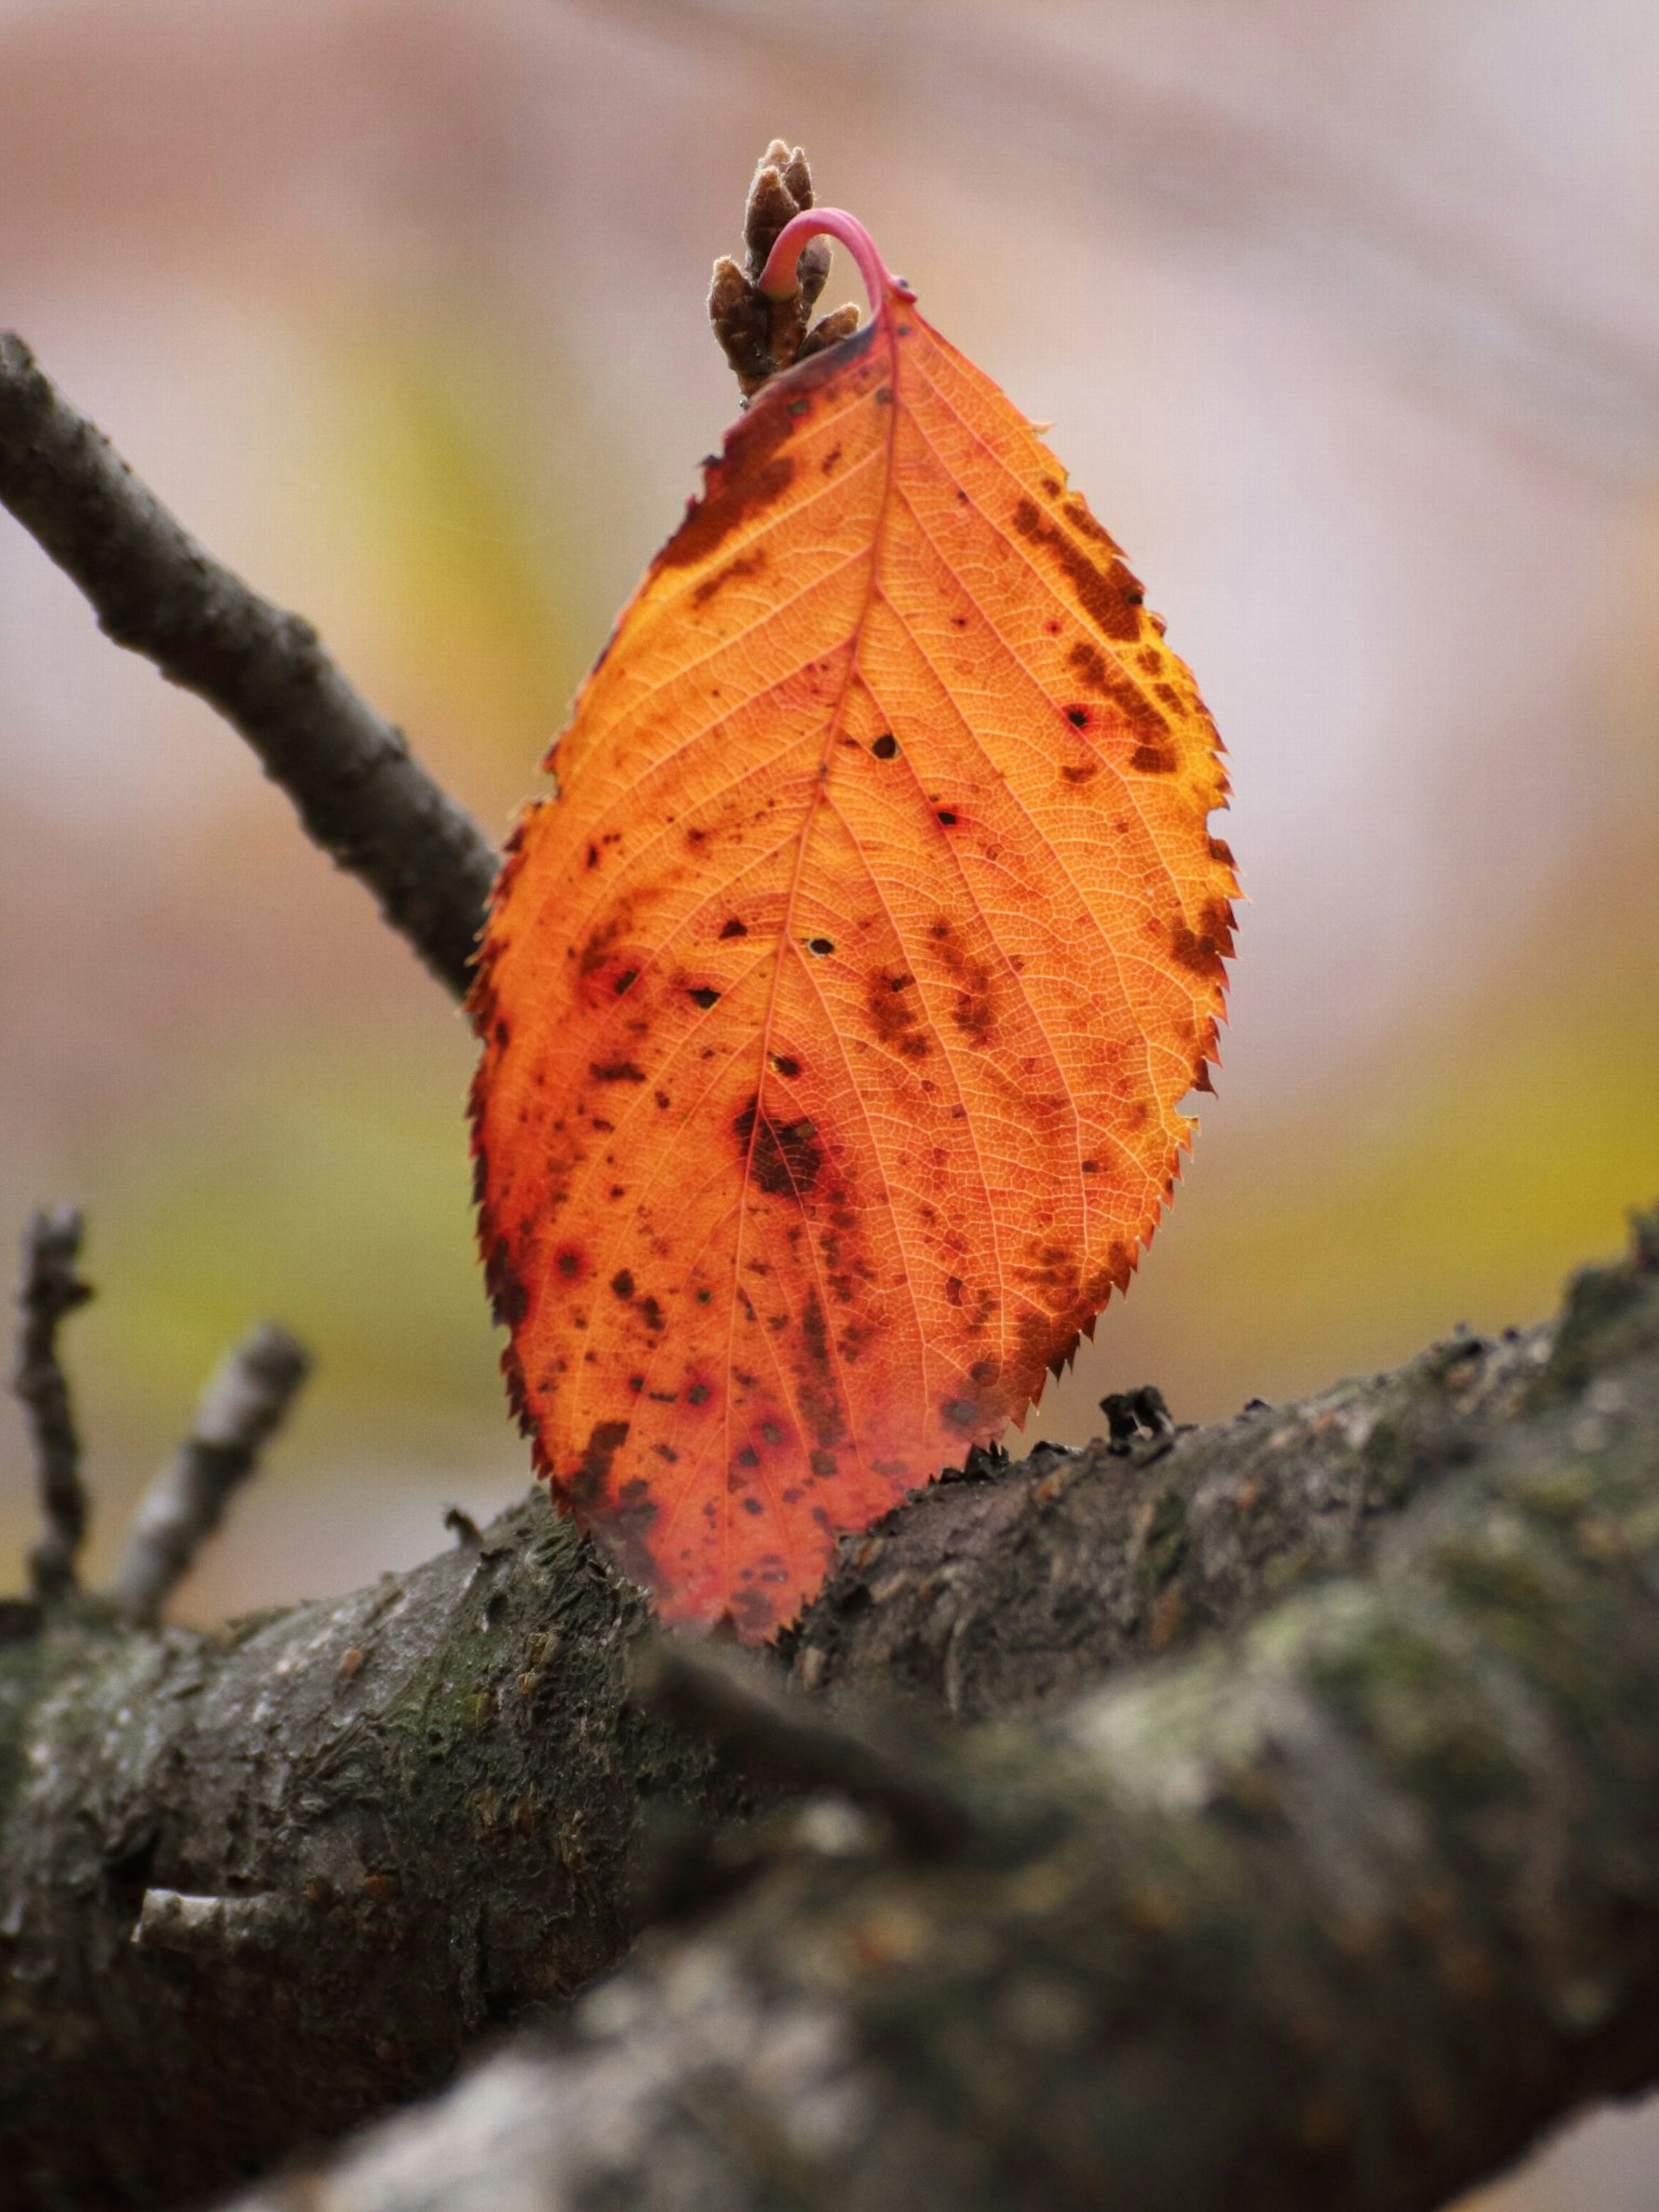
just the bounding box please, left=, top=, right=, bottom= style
left=11, top=1206, right=93, bottom=1602
left=109, top=1321, right=311, bottom=1623
left=0, top=1232, right=1603, bottom=2210
left=229, top=1218, right=1659, bottom=2212
left=0, top=332, right=497, bottom=999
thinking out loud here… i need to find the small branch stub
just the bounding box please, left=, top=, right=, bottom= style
left=12, top=1206, right=93, bottom=1602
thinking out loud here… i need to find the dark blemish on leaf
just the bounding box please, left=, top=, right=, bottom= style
left=719, top=916, right=748, bottom=938
left=1066, top=706, right=1089, bottom=729
left=810, top=1448, right=836, bottom=1479
left=1067, top=640, right=1173, bottom=763
left=1132, top=741, right=1178, bottom=774
left=1082, top=1159, right=1098, bottom=1173
left=741, top=1495, right=764, bottom=1515
left=696, top=1288, right=712, bottom=1305
left=871, top=732, right=898, bottom=759
left=693, top=547, right=766, bottom=607
left=1062, top=497, right=1120, bottom=552
left=658, top=399, right=798, bottom=571
left=737, top=1446, right=760, bottom=1469
left=1062, top=763, right=1099, bottom=784
left=611, top=1269, right=635, bottom=1300
left=875, top=386, right=893, bottom=406
left=640, top=1296, right=665, bottom=1333
left=614, top=969, right=638, bottom=996
left=807, top=937, right=835, bottom=957
left=687, top=1382, right=712, bottom=1406
left=654, top=1443, right=679, bottom=1463
left=944, top=1398, right=979, bottom=1430
left=655, top=1090, right=671, bottom=1109
left=866, top=970, right=928, bottom=1060
left=688, top=987, right=721, bottom=1009
left=629, top=1373, right=644, bottom=1393
left=586, top=843, right=599, bottom=869
left=1209, top=836, right=1236, bottom=868
left=1011, top=497, right=1143, bottom=641
left=762, top=1421, right=783, bottom=1445
left=788, top=397, right=810, bottom=418
left=937, top=810, right=957, bottom=826
left=485, top=1236, right=528, bottom=1330
left=945, top=1274, right=963, bottom=1305
left=771, top=1053, right=802, bottom=1079
left=821, top=445, right=842, bottom=474
left=591, top=1060, right=647, bottom=1084
left=556, top=1247, right=583, bottom=1281
left=955, top=487, right=968, bottom=503
left=607, top=1470, right=659, bottom=1585
left=734, top=1094, right=823, bottom=1199
left=567, top=1419, right=630, bottom=1512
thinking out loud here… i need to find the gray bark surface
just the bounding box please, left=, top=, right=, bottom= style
left=1, top=1222, right=1647, bottom=2212
left=228, top=1222, right=1659, bottom=2212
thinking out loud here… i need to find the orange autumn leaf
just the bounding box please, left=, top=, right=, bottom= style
left=470, top=210, right=1236, bottom=1642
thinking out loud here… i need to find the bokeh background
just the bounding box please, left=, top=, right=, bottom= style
left=1, top=3, right=1656, bottom=2201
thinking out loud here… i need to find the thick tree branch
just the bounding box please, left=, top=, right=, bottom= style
left=0, top=1228, right=1605, bottom=2212
left=232, top=1220, right=1659, bottom=2212
left=10, top=1206, right=93, bottom=1603
left=0, top=333, right=497, bottom=998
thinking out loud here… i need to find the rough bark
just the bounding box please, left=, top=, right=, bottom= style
left=0, top=333, right=496, bottom=999
left=227, top=1218, right=1659, bottom=2212
left=0, top=1221, right=1638, bottom=2211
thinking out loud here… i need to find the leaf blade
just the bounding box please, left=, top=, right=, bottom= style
left=473, top=278, right=1235, bottom=1640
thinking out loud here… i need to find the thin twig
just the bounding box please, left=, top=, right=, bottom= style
left=0, top=333, right=497, bottom=999
left=12, top=1207, right=94, bottom=1602
left=110, top=1322, right=311, bottom=1623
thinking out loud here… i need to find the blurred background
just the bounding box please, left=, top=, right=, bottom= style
left=0, top=4, right=1655, bottom=2199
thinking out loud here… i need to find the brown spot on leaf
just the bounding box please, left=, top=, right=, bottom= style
left=693, top=548, right=766, bottom=607
left=734, top=1095, right=824, bottom=1200
left=567, top=1419, right=630, bottom=1513
left=1012, top=498, right=1143, bottom=640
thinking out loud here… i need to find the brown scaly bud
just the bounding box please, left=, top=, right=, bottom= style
left=708, top=255, right=774, bottom=397
left=715, top=141, right=839, bottom=401
left=798, top=302, right=862, bottom=363
left=744, top=164, right=801, bottom=281
left=797, top=235, right=832, bottom=316
left=779, top=145, right=813, bottom=209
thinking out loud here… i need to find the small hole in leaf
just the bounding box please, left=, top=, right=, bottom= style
left=807, top=938, right=835, bottom=957
left=688, top=987, right=720, bottom=1009
left=937, top=810, right=957, bottom=826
